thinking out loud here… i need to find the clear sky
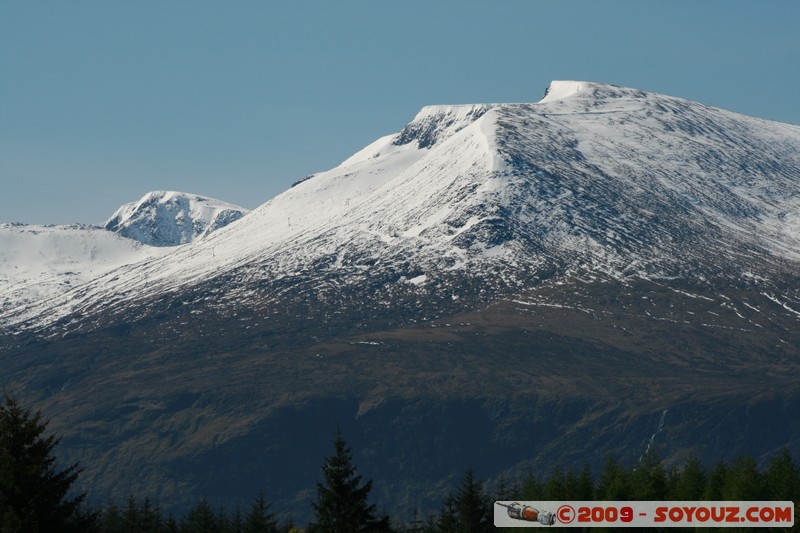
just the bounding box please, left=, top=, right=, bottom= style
left=2, top=1, right=798, bottom=225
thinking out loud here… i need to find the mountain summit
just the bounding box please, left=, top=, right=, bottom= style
left=104, top=190, right=249, bottom=247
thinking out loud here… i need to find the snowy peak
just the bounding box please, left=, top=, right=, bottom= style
left=104, top=191, right=249, bottom=247
left=538, top=80, right=587, bottom=103
left=537, top=80, right=652, bottom=108
left=393, top=103, right=498, bottom=149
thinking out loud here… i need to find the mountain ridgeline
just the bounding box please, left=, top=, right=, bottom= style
left=1, top=81, right=799, bottom=521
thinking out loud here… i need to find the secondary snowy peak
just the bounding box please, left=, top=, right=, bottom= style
left=104, top=190, right=249, bottom=247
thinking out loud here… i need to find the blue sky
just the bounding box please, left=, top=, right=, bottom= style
left=2, top=1, right=798, bottom=224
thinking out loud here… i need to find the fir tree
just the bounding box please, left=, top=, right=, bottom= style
left=574, top=463, right=594, bottom=500
left=182, top=497, right=218, bottom=533
left=563, top=467, right=578, bottom=500
left=122, top=494, right=141, bottom=532
left=436, top=494, right=459, bottom=532
left=669, top=455, right=706, bottom=500
left=630, top=449, right=667, bottom=500
left=164, top=514, right=180, bottom=533
left=493, top=473, right=516, bottom=502
left=518, top=472, right=543, bottom=500
left=761, top=451, right=799, bottom=533
left=0, top=393, right=95, bottom=532
left=723, top=455, right=763, bottom=499
left=596, top=455, right=630, bottom=500
left=703, top=460, right=728, bottom=500
left=406, top=507, right=424, bottom=533
left=244, top=492, right=278, bottom=533
left=102, top=499, right=123, bottom=533
left=543, top=464, right=565, bottom=501
left=308, top=430, right=387, bottom=533
left=420, top=511, right=438, bottom=533
left=230, top=505, right=244, bottom=533
left=437, top=466, right=492, bottom=533
left=764, top=448, right=800, bottom=502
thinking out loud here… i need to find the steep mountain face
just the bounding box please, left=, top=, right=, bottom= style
left=104, top=190, right=249, bottom=247
left=1, top=81, right=800, bottom=521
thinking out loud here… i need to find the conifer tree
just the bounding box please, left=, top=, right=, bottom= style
left=308, top=430, right=388, bottom=533
left=122, top=494, right=139, bottom=530
left=763, top=450, right=800, bottom=531
left=518, top=472, right=543, bottom=500
left=436, top=492, right=459, bottom=532
left=574, top=463, right=594, bottom=500
left=244, top=492, right=278, bottom=533
left=723, top=455, right=763, bottom=500
left=630, top=449, right=667, bottom=500
left=164, top=514, right=180, bottom=533
left=764, top=448, right=800, bottom=503
left=0, top=393, right=95, bottom=532
left=703, top=460, right=728, bottom=500
left=437, top=466, right=492, bottom=533
left=182, top=497, right=218, bottom=533
left=564, top=467, right=578, bottom=500
left=543, top=465, right=565, bottom=501
left=143, top=498, right=161, bottom=532
left=102, top=499, right=123, bottom=533
left=669, top=455, right=706, bottom=500
left=407, top=506, right=424, bottom=533
left=493, top=473, right=516, bottom=502
left=597, top=455, right=630, bottom=500
left=230, top=505, right=244, bottom=533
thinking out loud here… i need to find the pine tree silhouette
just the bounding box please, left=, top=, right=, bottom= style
left=0, top=393, right=95, bottom=532
left=437, top=466, right=492, bottom=533
left=245, top=492, right=278, bottom=533
left=308, top=430, right=391, bottom=533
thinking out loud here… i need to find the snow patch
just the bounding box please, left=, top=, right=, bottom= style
left=407, top=275, right=427, bottom=286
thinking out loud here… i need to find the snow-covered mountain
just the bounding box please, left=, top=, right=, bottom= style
left=104, top=190, right=249, bottom=247
left=3, top=81, right=800, bottom=519
left=0, top=191, right=247, bottom=318
left=0, top=223, right=167, bottom=314
left=5, top=80, right=800, bottom=333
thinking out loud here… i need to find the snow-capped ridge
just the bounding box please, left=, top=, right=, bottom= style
left=0, top=223, right=167, bottom=313
left=538, top=80, right=653, bottom=106
left=104, top=190, right=249, bottom=247
left=539, top=80, right=587, bottom=103
left=393, top=103, right=499, bottom=149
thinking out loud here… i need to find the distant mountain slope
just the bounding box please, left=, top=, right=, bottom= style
left=0, top=223, right=166, bottom=313
left=0, top=191, right=247, bottom=321
left=104, top=190, right=249, bottom=247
